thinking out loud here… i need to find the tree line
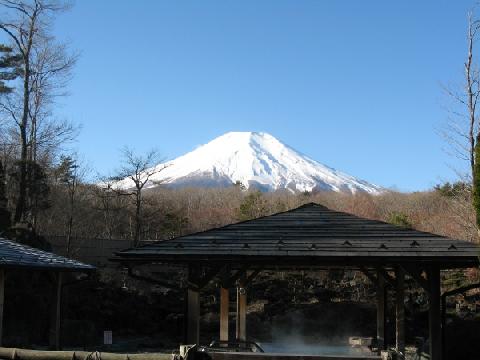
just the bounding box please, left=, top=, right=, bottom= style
left=0, top=1, right=479, bottom=255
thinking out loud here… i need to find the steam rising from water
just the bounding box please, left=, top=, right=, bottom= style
left=259, top=334, right=369, bottom=356
left=258, top=309, right=373, bottom=356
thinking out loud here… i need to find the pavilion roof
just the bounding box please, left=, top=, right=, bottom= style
left=114, top=203, right=480, bottom=269
left=0, top=238, right=95, bottom=272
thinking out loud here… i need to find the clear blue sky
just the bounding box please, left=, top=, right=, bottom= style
left=51, top=0, right=474, bottom=191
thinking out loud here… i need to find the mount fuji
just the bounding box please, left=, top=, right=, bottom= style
left=115, top=132, right=383, bottom=194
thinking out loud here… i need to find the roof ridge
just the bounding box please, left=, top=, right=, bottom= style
left=117, top=201, right=332, bottom=253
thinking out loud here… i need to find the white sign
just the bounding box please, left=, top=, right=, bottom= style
left=104, top=330, right=112, bottom=345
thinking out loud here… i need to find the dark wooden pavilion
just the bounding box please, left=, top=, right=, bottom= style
left=0, top=237, right=95, bottom=349
left=114, top=203, right=480, bottom=360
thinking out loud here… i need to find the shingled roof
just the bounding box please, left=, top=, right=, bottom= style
left=0, top=238, right=95, bottom=272
left=115, top=203, right=479, bottom=269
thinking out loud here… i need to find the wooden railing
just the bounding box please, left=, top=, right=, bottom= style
left=0, top=347, right=174, bottom=360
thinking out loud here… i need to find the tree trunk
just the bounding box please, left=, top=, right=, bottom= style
left=134, top=191, right=141, bottom=247
left=14, top=16, right=34, bottom=224
left=473, top=136, right=480, bottom=227
left=467, top=21, right=476, bottom=181
left=65, top=181, right=77, bottom=257
left=14, top=68, right=29, bottom=224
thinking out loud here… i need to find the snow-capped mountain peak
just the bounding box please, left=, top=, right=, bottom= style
left=116, top=131, right=383, bottom=194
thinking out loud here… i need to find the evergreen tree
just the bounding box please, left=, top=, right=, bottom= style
left=387, top=211, right=412, bottom=228
left=0, top=44, right=21, bottom=94
left=434, top=181, right=469, bottom=197
left=56, top=155, right=82, bottom=257
left=238, top=191, right=267, bottom=221
left=9, top=160, right=50, bottom=225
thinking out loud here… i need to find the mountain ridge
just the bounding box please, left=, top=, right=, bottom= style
left=115, top=132, right=384, bottom=194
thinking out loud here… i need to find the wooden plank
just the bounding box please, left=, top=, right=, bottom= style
left=118, top=256, right=479, bottom=272
left=236, top=278, right=247, bottom=342
left=395, top=267, right=405, bottom=358
left=220, top=287, right=229, bottom=342
left=428, top=266, right=442, bottom=360
left=186, top=287, right=200, bottom=344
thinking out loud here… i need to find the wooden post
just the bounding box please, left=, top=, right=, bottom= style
left=49, top=272, right=62, bottom=350
left=428, top=266, right=442, bottom=360
left=220, top=287, right=229, bottom=342
left=236, top=279, right=246, bottom=342
left=376, top=270, right=386, bottom=350
left=441, top=295, right=446, bottom=359
left=0, top=269, right=5, bottom=346
left=395, top=267, right=405, bottom=359
left=186, top=288, right=200, bottom=344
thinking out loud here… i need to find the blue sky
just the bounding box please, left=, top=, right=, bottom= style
left=50, top=0, right=474, bottom=191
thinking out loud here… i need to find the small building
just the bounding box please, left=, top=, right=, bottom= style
left=0, top=237, right=95, bottom=349
left=114, top=203, right=480, bottom=360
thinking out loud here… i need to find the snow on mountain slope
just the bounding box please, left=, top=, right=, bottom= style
left=115, top=132, right=384, bottom=194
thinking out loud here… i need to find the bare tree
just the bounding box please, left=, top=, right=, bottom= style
left=109, top=147, right=167, bottom=247
left=90, top=180, right=118, bottom=240
left=466, top=13, right=480, bottom=180
left=441, top=11, right=480, bottom=229
left=442, top=12, right=480, bottom=181
left=0, top=0, right=77, bottom=224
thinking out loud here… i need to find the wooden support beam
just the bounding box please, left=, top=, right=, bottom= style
left=244, top=268, right=262, bottom=286
left=184, top=264, right=201, bottom=345
left=220, top=287, right=229, bottom=342
left=236, top=277, right=247, bottom=342
left=127, top=267, right=179, bottom=289
left=376, top=270, right=386, bottom=351
left=395, top=267, right=405, bottom=359
left=186, top=287, right=200, bottom=344
left=442, top=281, right=480, bottom=297
left=428, top=266, right=442, bottom=360
left=0, top=269, right=5, bottom=346
left=49, top=272, right=62, bottom=350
